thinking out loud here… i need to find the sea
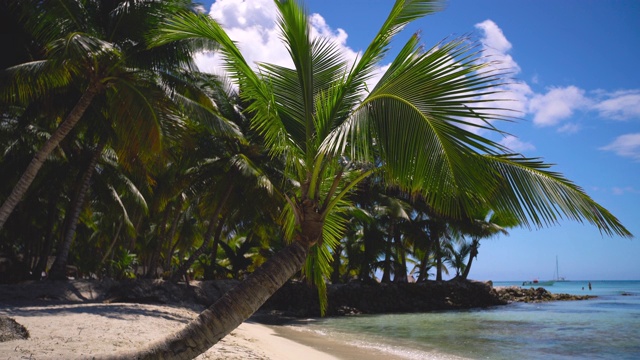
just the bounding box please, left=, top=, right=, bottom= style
left=283, top=280, right=640, bottom=359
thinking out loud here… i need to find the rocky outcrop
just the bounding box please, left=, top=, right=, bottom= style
left=495, top=286, right=595, bottom=303
left=261, top=279, right=508, bottom=317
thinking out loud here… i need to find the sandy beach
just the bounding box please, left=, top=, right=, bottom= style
left=0, top=280, right=410, bottom=359
left=0, top=302, right=341, bottom=359
left=0, top=301, right=405, bottom=359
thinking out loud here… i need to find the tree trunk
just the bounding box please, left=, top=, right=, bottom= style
left=100, top=199, right=322, bottom=359
left=49, top=140, right=106, bottom=280
left=207, top=214, right=226, bottom=279
left=99, top=221, right=123, bottom=272
left=0, top=82, right=103, bottom=230
left=381, top=222, right=394, bottom=283
left=381, top=240, right=392, bottom=283
left=417, top=251, right=430, bottom=282
left=460, top=239, right=479, bottom=280
left=393, top=230, right=407, bottom=283
left=163, top=199, right=184, bottom=271
left=103, top=240, right=309, bottom=360
left=435, top=238, right=443, bottom=281
left=330, top=244, right=342, bottom=284
left=359, top=233, right=373, bottom=281
left=145, top=207, right=171, bottom=278
left=32, top=193, right=60, bottom=279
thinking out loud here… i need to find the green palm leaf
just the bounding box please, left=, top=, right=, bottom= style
left=483, top=154, right=631, bottom=237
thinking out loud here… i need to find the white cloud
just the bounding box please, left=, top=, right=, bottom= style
left=612, top=186, right=640, bottom=195
left=475, top=20, right=640, bottom=138
left=197, top=0, right=360, bottom=76
left=593, top=90, right=640, bottom=121
left=527, top=86, right=590, bottom=127
left=499, top=135, right=535, bottom=152
left=475, top=20, right=532, bottom=120
left=475, top=20, right=520, bottom=74
left=557, top=122, right=581, bottom=134
left=197, top=0, right=291, bottom=71
left=600, top=133, right=640, bottom=161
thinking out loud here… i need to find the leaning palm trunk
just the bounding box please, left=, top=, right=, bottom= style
left=49, top=139, right=106, bottom=280
left=102, top=240, right=309, bottom=360
left=459, top=239, right=479, bottom=280
left=0, top=82, right=103, bottom=230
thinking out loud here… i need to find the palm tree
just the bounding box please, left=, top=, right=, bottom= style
left=456, top=209, right=519, bottom=281
left=108, top=1, right=631, bottom=358
left=444, top=240, right=471, bottom=278
left=0, top=0, right=204, bottom=230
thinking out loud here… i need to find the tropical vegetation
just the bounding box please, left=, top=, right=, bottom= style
left=0, top=0, right=631, bottom=359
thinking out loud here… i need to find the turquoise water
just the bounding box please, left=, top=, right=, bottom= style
left=287, top=281, right=640, bottom=359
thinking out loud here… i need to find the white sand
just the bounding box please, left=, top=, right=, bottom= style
left=0, top=303, right=338, bottom=359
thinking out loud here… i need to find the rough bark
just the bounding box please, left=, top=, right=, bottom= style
left=102, top=240, right=310, bottom=360
left=0, top=82, right=103, bottom=230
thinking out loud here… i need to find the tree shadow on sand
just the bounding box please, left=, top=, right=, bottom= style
left=0, top=303, right=196, bottom=323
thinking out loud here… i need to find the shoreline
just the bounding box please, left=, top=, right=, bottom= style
left=268, top=321, right=404, bottom=360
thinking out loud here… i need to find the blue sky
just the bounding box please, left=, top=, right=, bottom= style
left=200, top=0, right=640, bottom=281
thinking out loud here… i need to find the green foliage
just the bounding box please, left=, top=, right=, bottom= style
left=108, top=248, right=138, bottom=280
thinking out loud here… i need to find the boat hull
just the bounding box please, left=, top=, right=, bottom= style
left=522, top=280, right=555, bottom=286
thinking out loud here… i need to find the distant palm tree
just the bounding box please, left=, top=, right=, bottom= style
left=457, top=209, right=519, bottom=280
left=111, top=1, right=631, bottom=358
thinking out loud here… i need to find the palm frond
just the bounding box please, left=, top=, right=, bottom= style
left=1, top=60, right=74, bottom=103
left=483, top=154, right=632, bottom=237
left=346, top=0, right=445, bottom=94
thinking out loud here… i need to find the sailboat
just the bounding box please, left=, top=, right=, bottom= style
left=523, top=256, right=564, bottom=286
left=554, top=255, right=567, bottom=282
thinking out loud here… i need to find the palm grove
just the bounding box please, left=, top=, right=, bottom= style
left=0, top=0, right=631, bottom=359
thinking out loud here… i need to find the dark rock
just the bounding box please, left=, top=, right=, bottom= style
left=0, top=316, right=29, bottom=342
left=495, top=286, right=595, bottom=303
left=261, top=279, right=507, bottom=317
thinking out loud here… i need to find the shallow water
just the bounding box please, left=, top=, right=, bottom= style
left=286, top=280, right=640, bottom=359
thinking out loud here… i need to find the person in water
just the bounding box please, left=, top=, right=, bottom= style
left=588, top=282, right=592, bottom=290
